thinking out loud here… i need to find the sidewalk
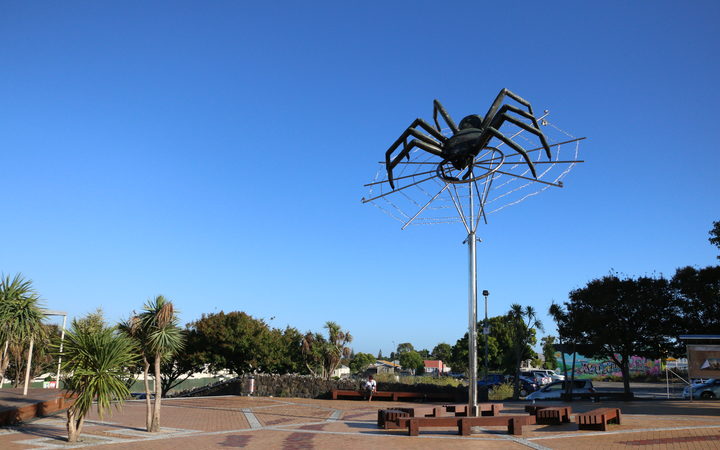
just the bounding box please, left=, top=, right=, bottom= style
left=0, top=395, right=718, bottom=449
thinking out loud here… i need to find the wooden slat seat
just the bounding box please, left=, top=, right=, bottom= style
left=536, top=406, right=572, bottom=425
left=392, top=414, right=536, bottom=436
left=576, top=407, right=622, bottom=431
left=377, top=408, right=414, bottom=428
left=443, top=403, right=503, bottom=416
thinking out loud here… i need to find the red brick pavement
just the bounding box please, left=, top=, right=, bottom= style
left=0, top=396, right=718, bottom=449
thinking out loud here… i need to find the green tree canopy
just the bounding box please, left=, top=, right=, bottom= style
left=301, top=321, right=352, bottom=379
left=398, top=350, right=424, bottom=374
left=0, top=274, right=47, bottom=388
left=671, top=265, right=720, bottom=335
left=188, top=311, right=274, bottom=376
left=349, top=352, right=376, bottom=373
left=556, top=274, right=679, bottom=395
left=709, top=220, right=720, bottom=259
left=431, top=343, right=452, bottom=363
left=448, top=314, right=521, bottom=375
left=541, top=336, right=558, bottom=370
left=61, top=316, right=137, bottom=442
left=396, top=342, right=414, bottom=355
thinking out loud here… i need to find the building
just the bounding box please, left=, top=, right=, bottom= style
left=423, top=360, right=451, bottom=375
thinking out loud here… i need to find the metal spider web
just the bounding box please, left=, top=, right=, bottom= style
left=361, top=113, right=584, bottom=233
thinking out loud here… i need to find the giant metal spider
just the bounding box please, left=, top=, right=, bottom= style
left=384, top=88, right=552, bottom=189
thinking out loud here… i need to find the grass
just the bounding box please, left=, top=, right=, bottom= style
left=373, top=373, right=463, bottom=387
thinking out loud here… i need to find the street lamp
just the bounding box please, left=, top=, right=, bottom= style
left=482, top=290, right=489, bottom=379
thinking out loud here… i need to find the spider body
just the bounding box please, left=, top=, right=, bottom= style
left=384, top=89, right=552, bottom=189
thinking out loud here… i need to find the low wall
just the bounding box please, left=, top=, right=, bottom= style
left=176, top=374, right=469, bottom=401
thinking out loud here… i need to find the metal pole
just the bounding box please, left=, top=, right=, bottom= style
left=483, top=291, right=489, bottom=379
left=468, top=230, right=478, bottom=416
left=55, top=314, right=67, bottom=388
left=23, top=337, right=34, bottom=396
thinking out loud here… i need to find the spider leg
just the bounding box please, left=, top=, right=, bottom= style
left=486, top=127, right=538, bottom=178
left=433, top=100, right=459, bottom=134
left=493, top=105, right=552, bottom=159
left=385, top=130, right=443, bottom=189
left=481, top=88, right=537, bottom=130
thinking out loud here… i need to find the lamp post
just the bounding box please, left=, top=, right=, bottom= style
left=482, top=290, right=489, bottom=379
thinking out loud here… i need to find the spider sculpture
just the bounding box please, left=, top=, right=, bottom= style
left=384, top=88, right=552, bottom=189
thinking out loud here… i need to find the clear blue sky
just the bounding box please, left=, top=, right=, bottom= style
left=2, top=1, right=719, bottom=357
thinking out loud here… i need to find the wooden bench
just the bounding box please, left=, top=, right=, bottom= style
left=525, top=405, right=549, bottom=415
left=377, top=408, right=414, bottom=428
left=331, top=389, right=393, bottom=400
left=536, top=406, right=572, bottom=425
left=332, top=389, right=458, bottom=402
left=392, top=414, right=536, bottom=436
left=444, top=403, right=503, bottom=416
left=576, top=407, right=622, bottom=431
left=377, top=406, right=447, bottom=429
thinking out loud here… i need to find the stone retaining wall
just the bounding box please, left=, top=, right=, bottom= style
left=177, top=374, right=469, bottom=400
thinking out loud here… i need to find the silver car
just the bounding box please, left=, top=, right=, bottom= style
left=525, top=379, right=595, bottom=400
left=683, top=379, right=720, bottom=399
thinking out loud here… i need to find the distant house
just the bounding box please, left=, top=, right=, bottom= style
left=369, top=359, right=401, bottom=374
left=423, top=360, right=451, bottom=375
left=332, top=365, right=350, bottom=379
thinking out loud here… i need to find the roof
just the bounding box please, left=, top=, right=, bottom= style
left=424, top=360, right=444, bottom=369
left=375, top=359, right=401, bottom=368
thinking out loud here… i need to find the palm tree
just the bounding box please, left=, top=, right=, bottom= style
left=61, top=319, right=137, bottom=443
left=0, top=274, right=47, bottom=392
left=300, top=321, right=352, bottom=379
left=138, top=296, right=184, bottom=432
left=118, top=315, right=153, bottom=431
left=323, top=321, right=352, bottom=379
left=508, top=304, right=543, bottom=399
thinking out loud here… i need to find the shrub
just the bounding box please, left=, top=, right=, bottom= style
left=488, top=383, right=514, bottom=401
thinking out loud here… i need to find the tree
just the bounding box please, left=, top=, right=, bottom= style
left=396, top=342, right=414, bottom=354
left=560, top=274, right=678, bottom=395
left=709, top=221, right=720, bottom=259
left=377, top=349, right=383, bottom=360
left=301, top=321, right=352, bottom=379
left=507, top=304, right=543, bottom=399
left=541, top=336, right=558, bottom=370
left=159, top=324, right=205, bottom=397
left=0, top=274, right=47, bottom=390
left=431, top=343, right=452, bottom=363
left=448, top=315, right=516, bottom=375
left=187, top=311, right=274, bottom=376
left=61, top=316, right=137, bottom=443
left=672, top=265, right=720, bottom=335
left=349, top=352, right=376, bottom=373
left=117, top=314, right=153, bottom=431
left=399, top=350, right=424, bottom=374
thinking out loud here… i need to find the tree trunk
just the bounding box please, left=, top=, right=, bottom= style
left=150, top=354, right=162, bottom=432
left=567, top=344, right=577, bottom=396
left=66, top=407, right=85, bottom=443
left=142, top=356, right=152, bottom=431
left=608, top=352, right=631, bottom=395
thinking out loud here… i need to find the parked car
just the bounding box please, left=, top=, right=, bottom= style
left=508, top=376, right=539, bottom=397
left=477, top=374, right=507, bottom=388
left=521, top=370, right=551, bottom=386
left=683, top=379, right=720, bottom=399
left=535, top=369, right=565, bottom=381
left=525, top=380, right=595, bottom=400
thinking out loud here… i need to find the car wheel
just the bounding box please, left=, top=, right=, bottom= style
left=520, top=389, right=528, bottom=397
left=700, top=391, right=716, bottom=399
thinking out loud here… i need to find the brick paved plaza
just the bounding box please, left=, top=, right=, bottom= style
left=0, top=395, right=718, bottom=449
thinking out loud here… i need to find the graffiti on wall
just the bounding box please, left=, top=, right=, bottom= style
left=554, top=353, right=663, bottom=378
